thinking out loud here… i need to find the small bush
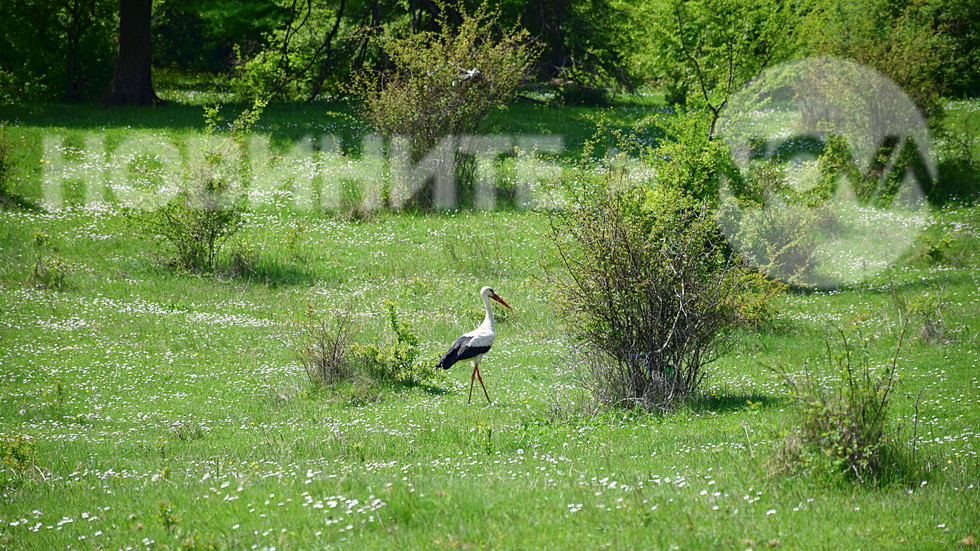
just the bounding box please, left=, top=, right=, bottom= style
left=549, top=166, right=778, bottom=411
left=353, top=5, right=537, bottom=207
left=719, top=191, right=827, bottom=288
left=132, top=179, right=247, bottom=272
left=1, top=432, right=39, bottom=488
left=892, top=287, right=949, bottom=345
left=292, top=300, right=436, bottom=394
left=772, top=326, right=919, bottom=485
left=223, top=241, right=260, bottom=280
left=646, top=112, right=740, bottom=204
left=126, top=101, right=264, bottom=272
left=295, top=303, right=362, bottom=387
left=355, top=300, right=436, bottom=386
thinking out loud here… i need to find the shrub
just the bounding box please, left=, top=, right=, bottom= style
left=231, top=3, right=357, bottom=102
left=647, top=111, right=742, bottom=204
left=132, top=178, right=247, bottom=272
left=223, top=241, right=260, bottom=280
left=801, top=0, right=951, bottom=122
left=892, top=287, right=949, bottom=345
left=549, top=166, right=778, bottom=411
left=355, top=300, right=436, bottom=386
left=771, top=325, right=919, bottom=485
left=718, top=161, right=828, bottom=288
left=295, top=303, right=362, bottom=387
left=293, top=300, right=436, bottom=393
left=126, top=101, right=263, bottom=272
left=353, top=5, right=537, bottom=208
left=1, top=432, right=39, bottom=489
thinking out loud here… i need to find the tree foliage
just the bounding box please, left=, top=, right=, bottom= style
left=510, top=0, right=638, bottom=93
left=625, top=0, right=799, bottom=136
left=801, top=0, right=952, bottom=120
left=232, top=0, right=363, bottom=102
left=0, top=0, right=116, bottom=102
left=1, top=0, right=975, bottom=105
left=153, top=0, right=287, bottom=74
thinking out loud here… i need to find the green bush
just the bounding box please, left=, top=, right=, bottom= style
left=353, top=5, right=537, bottom=208
left=624, top=0, right=799, bottom=133
left=295, top=304, right=362, bottom=387
left=231, top=3, right=357, bottom=102
left=717, top=158, right=831, bottom=288
left=1, top=432, right=38, bottom=489
left=772, top=326, right=920, bottom=485
left=0, top=0, right=116, bottom=102
left=126, top=102, right=263, bottom=272
left=132, top=178, right=247, bottom=272
left=646, top=111, right=741, bottom=204
left=549, top=165, right=779, bottom=411
left=355, top=300, right=436, bottom=386
left=801, top=0, right=951, bottom=122
left=293, top=300, right=436, bottom=394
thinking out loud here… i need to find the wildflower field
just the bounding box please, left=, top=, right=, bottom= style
left=0, top=100, right=978, bottom=549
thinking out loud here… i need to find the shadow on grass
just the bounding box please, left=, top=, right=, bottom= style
left=694, top=393, right=781, bottom=414
left=0, top=101, right=358, bottom=133
left=135, top=257, right=316, bottom=288
left=227, top=259, right=316, bottom=288
left=404, top=381, right=450, bottom=396
left=782, top=268, right=975, bottom=297
left=930, top=154, right=980, bottom=207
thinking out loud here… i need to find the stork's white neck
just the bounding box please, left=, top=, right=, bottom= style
left=479, top=292, right=495, bottom=332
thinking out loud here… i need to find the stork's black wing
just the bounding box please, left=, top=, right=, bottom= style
left=436, top=335, right=491, bottom=370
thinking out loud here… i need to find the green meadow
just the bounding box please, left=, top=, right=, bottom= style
left=0, top=99, right=978, bottom=550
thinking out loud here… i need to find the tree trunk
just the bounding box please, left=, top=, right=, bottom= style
left=307, top=0, right=347, bottom=101
left=101, top=0, right=161, bottom=105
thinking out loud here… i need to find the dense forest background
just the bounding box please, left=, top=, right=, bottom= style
left=0, top=0, right=977, bottom=106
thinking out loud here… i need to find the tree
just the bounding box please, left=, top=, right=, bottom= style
left=233, top=0, right=356, bottom=102
left=101, top=0, right=161, bottom=105
left=626, top=0, right=798, bottom=137
left=514, top=0, right=637, bottom=93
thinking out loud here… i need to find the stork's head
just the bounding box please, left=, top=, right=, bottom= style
left=480, top=286, right=512, bottom=309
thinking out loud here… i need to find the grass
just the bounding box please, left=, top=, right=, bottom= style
left=0, top=95, right=978, bottom=549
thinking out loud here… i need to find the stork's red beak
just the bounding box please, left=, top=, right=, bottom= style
left=491, top=293, right=512, bottom=309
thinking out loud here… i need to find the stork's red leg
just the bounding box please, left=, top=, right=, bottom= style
left=468, top=363, right=478, bottom=405
left=475, top=364, right=491, bottom=404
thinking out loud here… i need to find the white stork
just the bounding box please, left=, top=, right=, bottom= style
left=437, top=286, right=512, bottom=404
